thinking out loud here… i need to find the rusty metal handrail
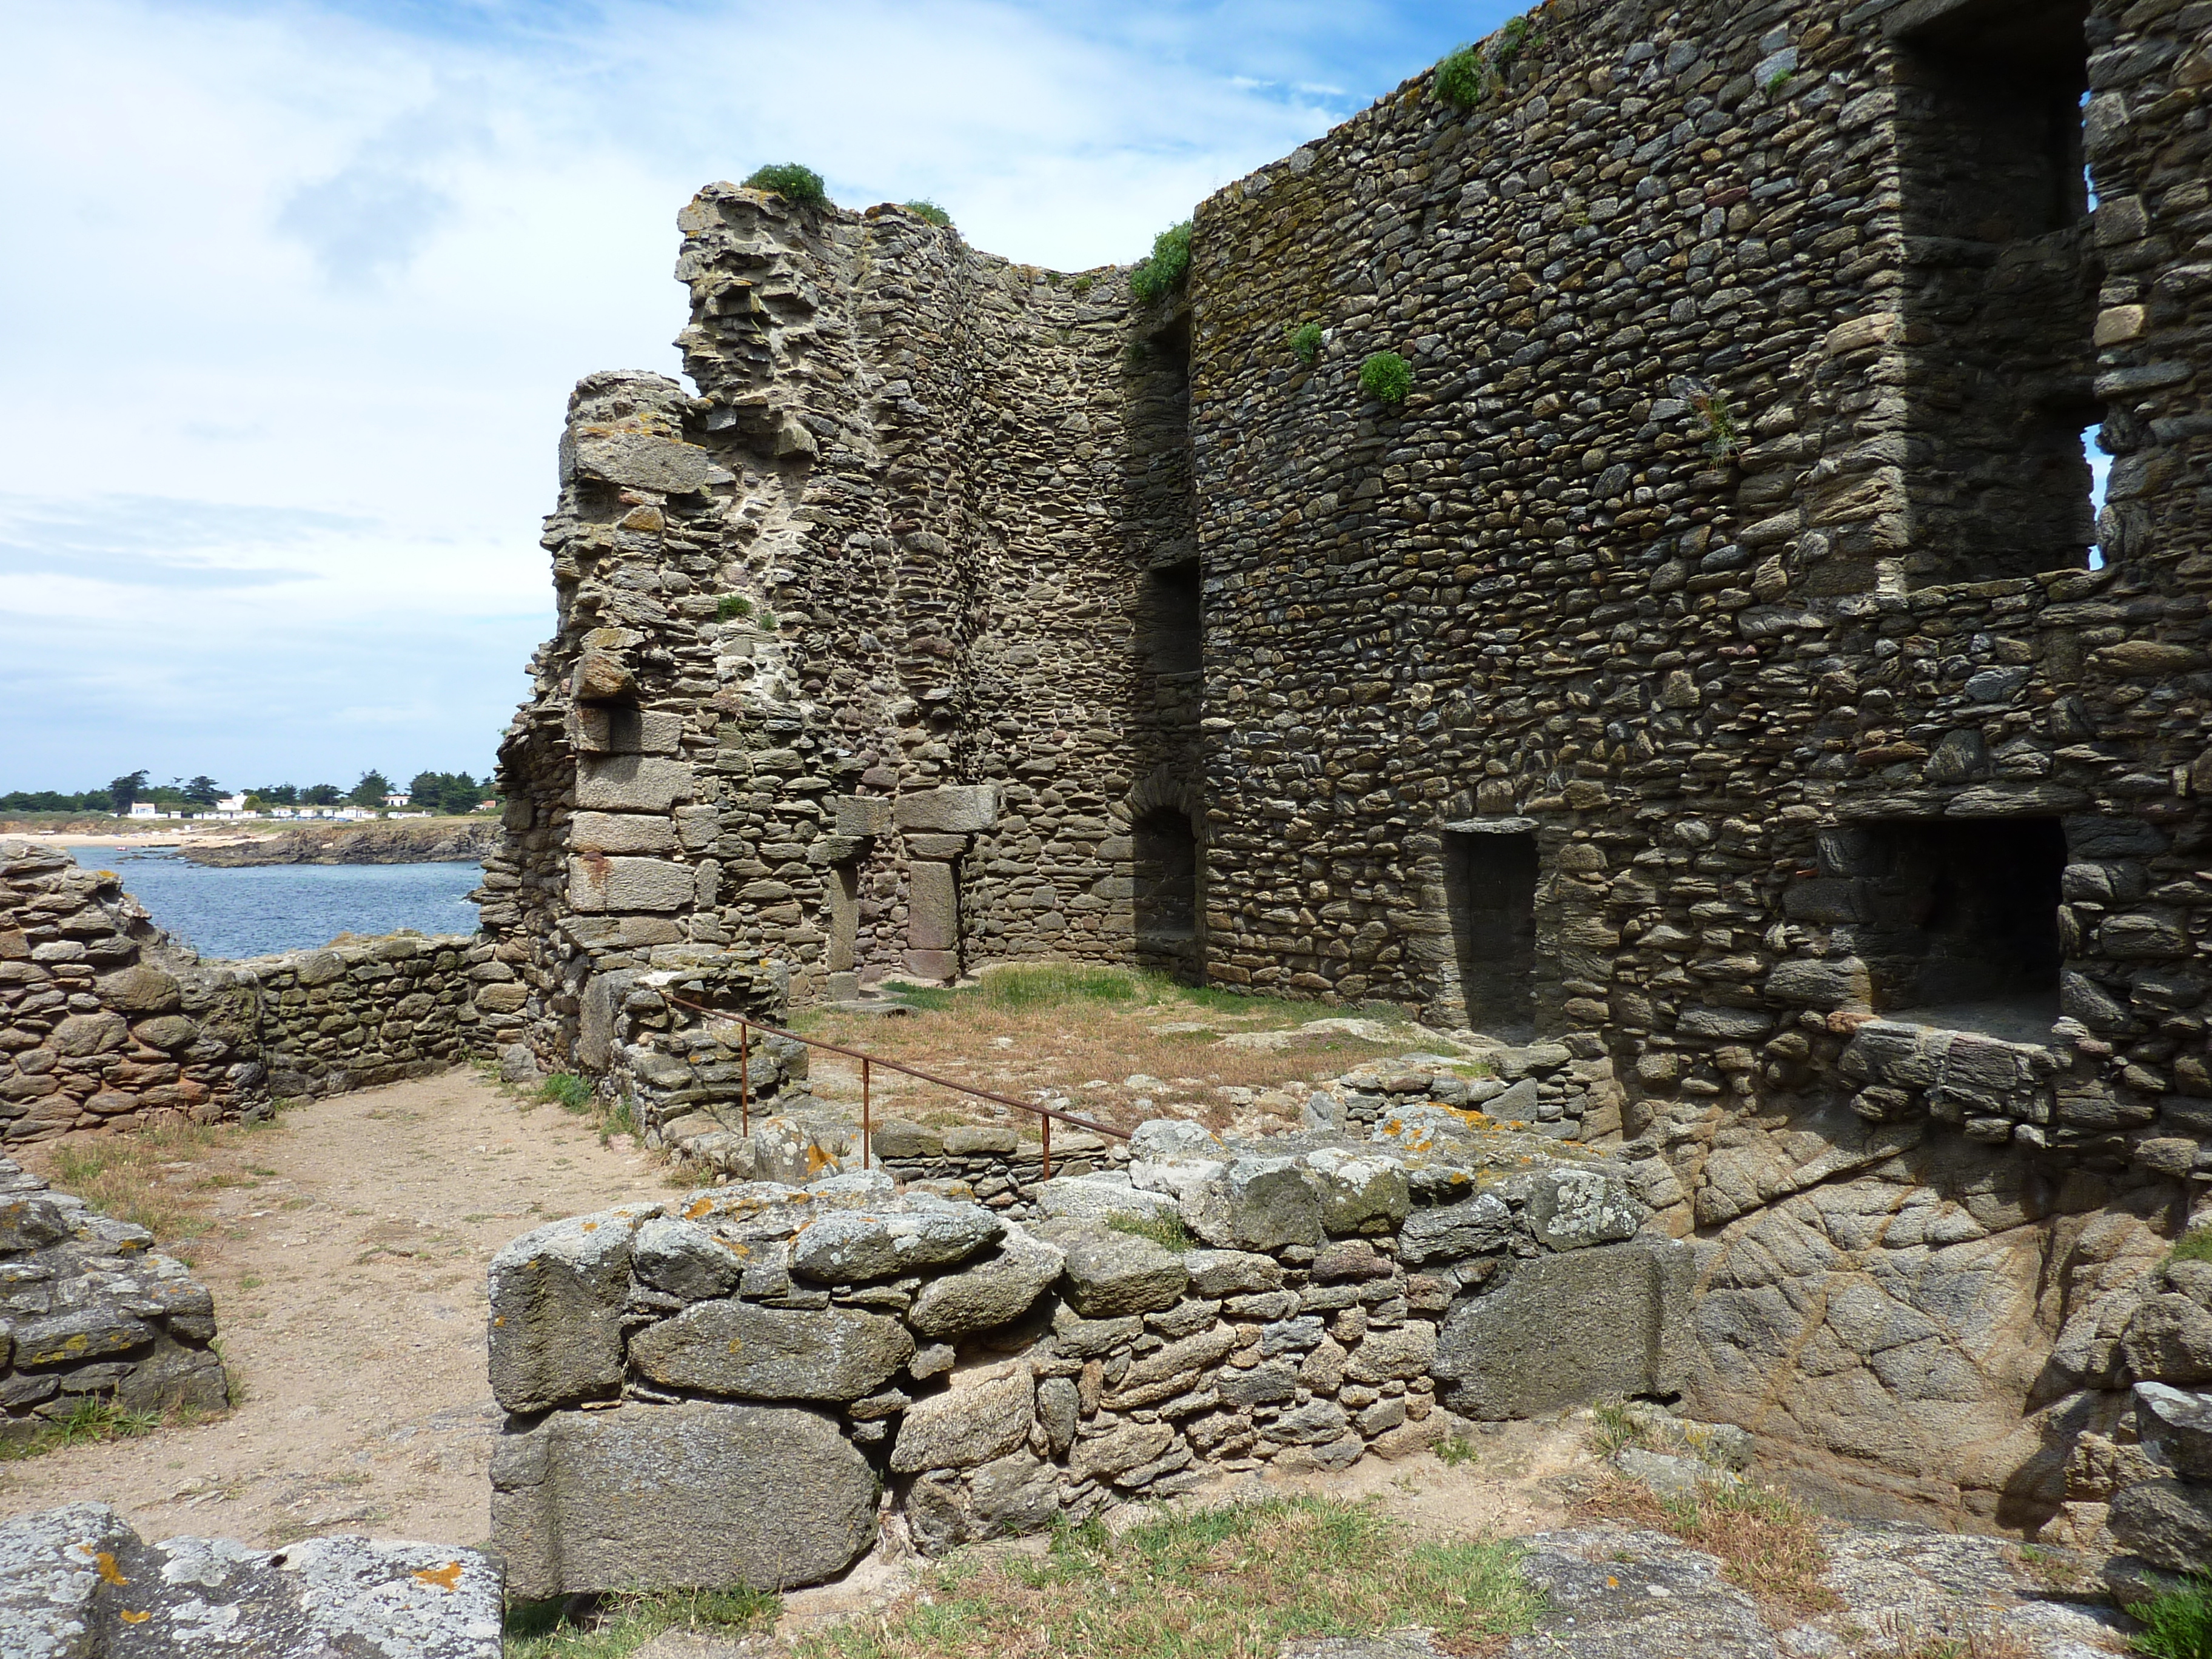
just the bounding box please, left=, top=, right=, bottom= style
left=662, top=993, right=1130, bottom=1181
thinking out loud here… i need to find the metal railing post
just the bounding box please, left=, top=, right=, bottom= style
left=861, top=1056, right=871, bottom=1171
left=1042, top=1113, right=1051, bottom=1182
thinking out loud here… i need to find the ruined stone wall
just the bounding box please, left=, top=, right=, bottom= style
left=486, top=0, right=2212, bottom=1538
left=1, top=841, right=500, bottom=1138
left=1170, top=0, right=2212, bottom=1534
left=485, top=194, right=1202, bottom=1093
left=486, top=1117, right=1687, bottom=1597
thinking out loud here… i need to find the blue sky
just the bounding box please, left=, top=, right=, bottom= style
left=0, top=0, right=1513, bottom=795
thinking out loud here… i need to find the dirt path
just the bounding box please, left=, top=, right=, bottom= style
left=0, top=1069, right=665, bottom=1549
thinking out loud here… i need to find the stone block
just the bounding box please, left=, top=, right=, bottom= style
left=834, top=796, right=896, bottom=837
left=567, top=855, right=692, bottom=914
left=1765, top=957, right=1872, bottom=1010
left=1184, top=1155, right=1322, bottom=1250
left=1676, top=1007, right=1772, bottom=1040
left=894, top=785, right=1000, bottom=834
left=488, top=1208, right=652, bottom=1413
left=1033, top=1176, right=1179, bottom=1226
left=1398, top=1194, right=1514, bottom=1264
left=575, top=755, right=694, bottom=813
left=569, top=812, right=677, bottom=854
left=890, top=1361, right=1036, bottom=1472
left=908, top=860, right=960, bottom=951
left=566, top=429, right=734, bottom=496
left=2135, top=1382, right=2212, bottom=1481
left=907, top=1230, right=1065, bottom=1339
left=903, top=949, right=960, bottom=982
left=95, top=965, right=183, bottom=1014
left=1303, top=1147, right=1410, bottom=1233
left=1526, top=1167, right=1644, bottom=1252
left=789, top=1202, right=1005, bottom=1283
left=574, top=705, right=683, bottom=756
left=629, top=1299, right=914, bottom=1401
left=1056, top=1225, right=1188, bottom=1316
left=2110, top=1478, right=2212, bottom=1575
left=871, top=1119, right=944, bottom=1159
left=1433, top=1237, right=1694, bottom=1419
left=492, top=1401, right=876, bottom=1597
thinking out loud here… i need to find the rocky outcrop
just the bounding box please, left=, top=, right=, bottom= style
left=486, top=1118, right=1689, bottom=1592
left=0, top=1503, right=501, bottom=1658
left=182, top=820, right=498, bottom=866
left=0, top=1158, right=226, bottom=1437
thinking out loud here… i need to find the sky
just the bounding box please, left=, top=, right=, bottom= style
left=0, top=0, right=1516, bottom=797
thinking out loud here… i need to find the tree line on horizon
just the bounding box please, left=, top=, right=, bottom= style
left=0, top=768, right=498, bottom=817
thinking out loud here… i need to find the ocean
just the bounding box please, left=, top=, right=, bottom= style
left=66, top=847, right=484, bottom=962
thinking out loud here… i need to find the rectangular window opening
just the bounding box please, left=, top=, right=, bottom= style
left=1446, top=830, right=1537, bottom=1040
left=1142, top=559, right=1203, bottom=675
left=1850, top=819, right=2065, bottom=1038
left=1892, top=0, right=2099, bottom=586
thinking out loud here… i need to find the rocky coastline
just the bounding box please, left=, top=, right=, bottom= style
left=179, top=819, right=497, bottom=866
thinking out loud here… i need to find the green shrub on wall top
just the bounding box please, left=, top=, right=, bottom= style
left=1287, top=322, right=1326, bottom=366
left=1130, top=221, right=1193, bottom=304
left=1435, top=43, right=1485, bottom=107
left=902, top=198, right=952, bottom=227
left=744, top=163, right=829, bottom=207
left=1359, top=351, right=1413, bottom=404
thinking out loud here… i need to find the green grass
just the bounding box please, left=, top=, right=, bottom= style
left=900, top=198, right=952, bottom=227
left=1, top=1396, right=164, bottom=1461
left=505, top=1587, right=780, bottom=1659
left=540, top=1073, right=593, bottom=1113
left=745, top=162, right=828, bottom=207
left=982, top=965, right=1145, bottom=1008
left=716, top=594, right=752, bottom=621
left=799, top=1497, right=1540, bottom=1659
left=1106, top=1211, right=1191, bottom=1253
left=2170, top=1227, right=2212, bottom=1267
left=1764, top=67, right=1795, bottom=95
left=1287, top=321, right=1325, bottom=365
left=1435, top=1432, right=1479, bottom=1467
left=2136, top=1575, right=2212, bottom=1659
left=1358, top=351, right=1413, bottom=405
left=1129, top=220, right=1193, bottom=304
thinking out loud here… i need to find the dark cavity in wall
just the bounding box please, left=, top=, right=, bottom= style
left=1892, top=0, right=2099, bottom=585
left=1843, top=818, right=2066, bottom=1028
left=1444, top=829, right=1538, bottom=1040
left=1142, top=559, right=1202, bottom=675
left=1133, top=806, right=1201, bottom=982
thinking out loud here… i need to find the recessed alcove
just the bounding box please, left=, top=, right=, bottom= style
left=1444, top=826, right=1538, bottom=1039
left=1133, top=806, right=1201, bottom=980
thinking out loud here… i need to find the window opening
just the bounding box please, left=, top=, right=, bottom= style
left=1849, top=818, right=2065, bottom=1037
left=1132, top=807, right=1201, bottom=980
left=1445, top=830, right=1537, bottom=1039
left=1143, top=559, right=1202, bottom=675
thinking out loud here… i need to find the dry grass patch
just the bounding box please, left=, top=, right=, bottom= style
left=802, top=1496, right=1543, bottom=1659
left=1578, top=1470, right=1838, bottom=1621
left=22, top=1119, right=284, bottom=1260
left=1853, top=1610, right=2035, bottom=1659
left=795, top=965, right=1419, bottom=1132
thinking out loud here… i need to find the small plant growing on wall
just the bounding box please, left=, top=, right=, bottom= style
left=901, top=198, right=953, bottom=227
left=1287, top=321, right=1325, bottom=365
left=1435, top=42, right=1486, bottom=107
left=1763, top=67, right=1795, bottom=96
left=716, top=595, right=754, bottom=622
left=1359, top=351, right=1413, bottom=404
left=745, top=163, right=829, bottom=206
left=1130, top=221, right=1193, bottom=304
left=1690, top=389, right=1741, bottom=460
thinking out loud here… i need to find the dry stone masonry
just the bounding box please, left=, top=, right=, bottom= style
left=486, top=1116, right=1691, bottom=1593
left=1, top=840, right=503, bottom=1140
left=484, top=0, right=2212, bottom=1546
left=0, top=1158, right=226, bottom=1438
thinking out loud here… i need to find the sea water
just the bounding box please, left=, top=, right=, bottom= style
left=65, top=847, right=483, bottom=962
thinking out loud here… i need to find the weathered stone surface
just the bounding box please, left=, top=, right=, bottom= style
left=1183, top=1248, right=1283, bottom=1298
left=1068, top=1419, right=1174, bottom=1481
left=629, top=1299, right=913, bottom=1402
left=2135, top=1382, right=2212, bottom=1480
left=1526, top=1168, right=1643, bottom=1252
left=569, top=812, right=679, bottom=855
left=1304, top=1147, right=1410, bottom=1234
left=1436, top=1239, right=1693, bottom=1419
left=629, top=1215, right=742, bottom=1302
left=1184, top=1155, right=1322, bottom=1250
left=568, top=856, right=694, bottom=914
left=1398, top=1194, right=1514, bottom=1264
left=2110, top=1477, right=2212, bottom=1574
left=789, top=1202, right=1004, bottom=1283
left=493, top=1401, right=876, bottom=1595
left=1033, top=1175, right=1179, bottom=1225
left=893, top=785, right=1000, bottom=834
left=890, top=1361, right=1035, bottom=1472
left=1056, top=1226, right=1188, bottom=1317
left=574, top=755, right=694, bottom=813
left=0, top=1503, right=504, bottom=1659
left=906, top=1230, right=1064, bottom=1339
left=1343, top=1322, right=1436, bottom=1384
left=488, top=1209, right=651, bottom=1413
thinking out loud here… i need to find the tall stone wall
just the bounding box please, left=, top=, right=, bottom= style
left=487, top=0, right=2212, bottom=1536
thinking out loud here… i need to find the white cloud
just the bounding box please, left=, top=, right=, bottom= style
left=0, top=0, right=1498, bottom=791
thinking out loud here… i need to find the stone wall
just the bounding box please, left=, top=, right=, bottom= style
left=484, top=0, right=2212, bottom=1536
left=1, top=840, right=501, bottom=1140
left=0, top=1158, right=227, bottom=1438
left=486, top=1115, right=1689, bottom=1595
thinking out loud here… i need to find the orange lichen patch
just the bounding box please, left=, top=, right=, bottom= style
left=119, top=1610, right=151, bottom=1624
left=413, top=1560, right=464, bottom=1592
left=712, top=1236, right=752, bottom=1258
left=581, top=1221, right=600, bottom=1233
left=685, top=1197, right=714, bottom=1221
left=95, top=1552, right=129, bottom=1586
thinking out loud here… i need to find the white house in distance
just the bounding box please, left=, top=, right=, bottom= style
left=382, top=792, right=411, bottom=808
left=127, top=802, right=159, bottom=820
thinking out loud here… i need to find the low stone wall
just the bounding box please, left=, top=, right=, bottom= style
left=249, top=934, right=488, bottom=1099
left=0, top=1158, right=226, bottom=1438
left=486, top=1114, right=1689, bottom=1595
left=1, top=839, right=508, bottom=1141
